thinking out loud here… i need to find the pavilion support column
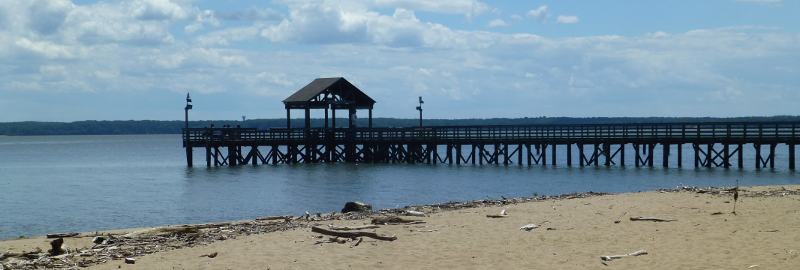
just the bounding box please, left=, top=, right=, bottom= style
left=369, top=109, right=373, bottom=128
left=286, top=109, right=291, bottom=128
left=325, top=107, right=329, bottom=128
left=349, top=108, right=356, bottom=128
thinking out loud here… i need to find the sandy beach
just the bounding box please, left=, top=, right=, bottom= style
left=3, top=184, right=799, bottom=269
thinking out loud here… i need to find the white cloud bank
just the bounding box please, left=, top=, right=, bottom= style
left=0, top=0, right=798, bottom=121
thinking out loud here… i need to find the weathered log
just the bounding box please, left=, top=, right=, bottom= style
left=47, top=233, right=79, bottom=238
left=405, top=210, right=426, bottom=217
left=371, top=216, right=423, bottom=224
left=601, top=250, right=647, bottom=261
left=342, top=202, right=372, bottom=213
left=327, top=224, right=380, bottom=231
left=311, top=226, right=397, bottom=241
left=486, top=214, right=507, bottom=218
left=630, top=217, right=677, bottom=222
left=255, top=215, right=293, bottom=221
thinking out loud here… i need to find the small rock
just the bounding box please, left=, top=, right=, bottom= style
left=125, top=258, right=136, bottom=264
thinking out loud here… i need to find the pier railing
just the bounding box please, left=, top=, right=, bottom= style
left=184, top=122, right=799, bottom=146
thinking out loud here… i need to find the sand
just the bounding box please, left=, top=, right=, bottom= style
left=3, top=185, right=799, bottom=269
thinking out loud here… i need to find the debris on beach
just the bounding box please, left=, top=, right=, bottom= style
left=601, top=250, right=648, bottom=261
left=629, top=217, right=677, bottom=222
left=486, top=209, right=508, bottom=218
left=519, top=224, right=538, bottom=231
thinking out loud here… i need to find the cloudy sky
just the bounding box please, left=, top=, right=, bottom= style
left=0, top=0, right=798, bottom=122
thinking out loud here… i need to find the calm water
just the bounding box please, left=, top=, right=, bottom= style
left=1, top=134, right=797, bottom=240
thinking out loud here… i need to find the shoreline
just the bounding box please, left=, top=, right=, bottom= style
left=3, top=184, right=800, bottom=269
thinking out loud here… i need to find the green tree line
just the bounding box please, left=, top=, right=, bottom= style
left=1, top=116, right=799, bottom=136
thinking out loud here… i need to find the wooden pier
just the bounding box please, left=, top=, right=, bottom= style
left=181, top=77, right=798, bottom=169
left=183, top=122, right=798, bottom=169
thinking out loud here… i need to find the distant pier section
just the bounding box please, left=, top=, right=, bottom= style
left=183, top=78, right=798, bottom=169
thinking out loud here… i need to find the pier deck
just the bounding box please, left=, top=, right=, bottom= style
left=182, top=122, right=798, bottom=169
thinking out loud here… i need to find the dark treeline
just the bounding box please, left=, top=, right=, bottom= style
left=1, top=116, right=799, bottom=136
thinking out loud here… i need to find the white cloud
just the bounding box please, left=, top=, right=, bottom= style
left=216, top=6, right=284, bottom=21
left=526, top=5, right=549, bottom=23
left=557, top=15, right=579, bottom=24
left=15, top=38, right=78, bottom=59
left=487, top=18, right=510, bottom=27
left=131, top=0, right=188, bottom=21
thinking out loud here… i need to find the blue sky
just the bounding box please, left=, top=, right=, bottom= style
left=0, top=0, right=798, bottom=122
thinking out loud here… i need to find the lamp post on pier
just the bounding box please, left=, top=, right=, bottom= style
left=184, top=93, right=193, bottom=166
left=416, top=96, right=424, bottom=127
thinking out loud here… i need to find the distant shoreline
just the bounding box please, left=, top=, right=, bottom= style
left=2, top=115, right=799, bottom=136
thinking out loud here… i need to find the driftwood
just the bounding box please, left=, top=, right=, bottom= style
left=327, top=224, right=380, bottom=231
left=630, top=217, right=677, bottom=222
left=371, top=216, right=423, bottom=225
left=255, top=215, right=293, bottom=221
left=47, top=233, right=79, bottom=238
left=519, top=224, right=538, bottom=231
left=601, top=250, right=648, bottom=261
left=405, top=210, right=426, bottom=217
left=350, top=237, right=363, bottom=248
left=487, top=209, right=508, bottom=218
left=311, top=226, right=397, bottom=241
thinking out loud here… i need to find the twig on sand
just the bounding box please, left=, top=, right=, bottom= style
left=630, top=217, right=676, bottom=222
left=601, top=250, right=648, bottom=261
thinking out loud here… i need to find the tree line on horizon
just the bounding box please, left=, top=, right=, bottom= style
left=1, top=116, right=799, bottom=136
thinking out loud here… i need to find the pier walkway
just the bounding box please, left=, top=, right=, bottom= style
left=183, top=121, right=798, bottom=169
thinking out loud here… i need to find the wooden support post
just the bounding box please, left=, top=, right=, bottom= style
left=229, top=146, right=237, bottom=166
left=472, top=145, right=476, bottom=164
left=518, top=144, right=523, bottom=166
left=790, top=143, right=796, bottom=170
left=479, top=145, right=484, bottom=165
left=635, top=144, right=641, bottom=167
left=503, top=144, right=509, bottom=165
left=723, top=144, right=730, bottom=168
left=706, top=144, right=713, bottom=168
left=620, top=144, right=625, bottom=166
left=456, top=145, right=462, bottom=165
left=755, top=144, right=761, bottom=169
left=693, top=144, right=699, bottom=168
left=286, top=109, right=291, bottom=128
left=662, top=143, right=669, bottom=168
left=594, top=144, right=600, bottom=166
left=541, top=144, right=547, bottom=165
left=526, top=144, right=532, bottom=165
left=551, top=143, right=557, bottom=165
left=186, top=145, right=193, bottom=167
left=604, top=143, right=611, bottom=166
left=252, top=146, right=258, bottom=165
left=677, top=143, right=682, bottom=168
left=738, top=143, right=743, bottom=168
left=430, top=144, right=435, bottom=164
left=579, top=144, right=585, bottom=167
left=769, top=143, right=776, bottom=169
left=448, top=144, right=453, bottom=164
left=567, top=144, right=572, bottom=166
left=648, top=144, right=655, bottom=167
left=205, top=144, right=211, bottom=167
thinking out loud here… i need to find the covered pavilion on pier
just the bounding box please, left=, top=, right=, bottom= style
left=282, top=77, right=376, bottom=129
